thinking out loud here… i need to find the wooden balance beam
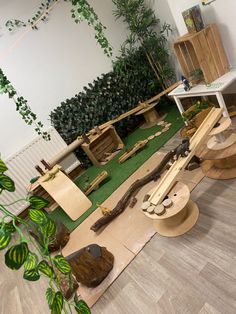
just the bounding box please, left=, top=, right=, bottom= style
left=49, top=81, right=181, bottom=166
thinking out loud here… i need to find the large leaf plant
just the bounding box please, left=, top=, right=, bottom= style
left=0, top=158, right=90, bottom=314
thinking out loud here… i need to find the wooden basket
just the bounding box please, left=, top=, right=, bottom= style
left=174, top=24, right=229, bottom=84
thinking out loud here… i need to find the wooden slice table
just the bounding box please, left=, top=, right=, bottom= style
left=135, top=101, right=167, bottom=129
left=143, top=182, right=199, bottom=237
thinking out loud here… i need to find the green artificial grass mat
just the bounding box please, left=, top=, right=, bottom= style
left=49, top=105, right=184, bottom=231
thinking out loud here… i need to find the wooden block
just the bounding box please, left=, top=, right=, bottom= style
left=154, top=204, right=165, bottom=216
left=146, top=205, right=155, bottom=214
left=141, top=201, right=151, bottom=211
left=119, top=140, right=148, bottom=164
left=162, top=198, right=173, bottom=208
left=148, top=135, right=155, bottom=141
left=84, top=171, right=108, bottom=196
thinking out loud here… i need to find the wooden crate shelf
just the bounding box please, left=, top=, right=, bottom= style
left=174, top=24, right=229, bottom=84
left=81, top=126, right=124, bottom=166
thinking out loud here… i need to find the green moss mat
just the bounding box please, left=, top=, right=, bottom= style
left=49, top=105, right=184, bottom=231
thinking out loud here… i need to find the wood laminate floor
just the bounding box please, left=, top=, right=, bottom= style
left=1, top=135, right=236, bottom=313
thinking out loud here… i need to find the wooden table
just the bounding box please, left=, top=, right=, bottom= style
left=135, top=101, right=167, bottom=129
left=169, top=67, right=236, bottom=120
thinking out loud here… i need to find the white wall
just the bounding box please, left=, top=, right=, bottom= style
left=0, top=0, right=127, bottom=159
left=151, top=0, right=180, bottom=77
left=166, top=0, right=236, bottom=66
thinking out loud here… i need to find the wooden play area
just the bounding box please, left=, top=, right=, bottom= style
left=3, top=2, right=236, bottom=314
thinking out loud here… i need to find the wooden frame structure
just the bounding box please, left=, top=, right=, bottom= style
left=174, top=24, right=229, bottom=84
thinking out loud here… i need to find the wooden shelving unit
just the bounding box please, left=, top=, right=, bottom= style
left=174, top=24, right=229, bottom=84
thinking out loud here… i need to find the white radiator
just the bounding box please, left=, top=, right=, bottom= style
left=0, top=127, right=80, bottom=216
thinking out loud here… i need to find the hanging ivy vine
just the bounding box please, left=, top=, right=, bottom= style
left=5, top=0, right=112, bottom=57
left=2, top=0, right=112, bottom=139
left=0, top=69, right=50, bottom=140
left=70, top=0, right=112, bottom=57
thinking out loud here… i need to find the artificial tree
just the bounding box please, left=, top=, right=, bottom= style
left=0, top=158, right=90, bottom=313
left=112, top=0, right=174, bottom=90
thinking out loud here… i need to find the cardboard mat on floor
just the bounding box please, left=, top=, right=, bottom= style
left=62, top=151, right=205, bottom=307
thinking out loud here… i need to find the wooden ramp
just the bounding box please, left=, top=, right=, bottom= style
left=149, top=108, right=223, bottom=205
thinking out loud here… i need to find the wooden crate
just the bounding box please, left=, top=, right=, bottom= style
left=81, top=126, right=124, bottom=166
left=174, top=24, right=229, bottom=84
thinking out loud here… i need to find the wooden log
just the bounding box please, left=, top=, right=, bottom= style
left=119, top=140, right=148, bottom=164
left=90, top=149, right=176, bottom=232
left=66, top=244, right=114, bottom=288
left=84, top=171, right=108, bottom=196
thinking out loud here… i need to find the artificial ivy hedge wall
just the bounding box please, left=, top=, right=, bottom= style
left=50, top=49, right=172, bottom=165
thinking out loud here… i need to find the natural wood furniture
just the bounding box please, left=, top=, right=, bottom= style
left=81, top=126, right=124, bottom=166
left=66, top=244, right=114, bottom=288
left=197, top=118, right=236, bottom=179
left=143, top=108, right=223, bottom=237
left=143, top=182, right=199, bottom=237
left=169, top=67, right=236, bottom=120
left=135, top=101, right=167, bottom=129
left=174, top=24, right=229, bottom=84
left=37, top=165, right=92, bottom=220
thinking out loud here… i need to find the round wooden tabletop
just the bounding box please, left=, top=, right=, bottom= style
left=143, top=181, right=190, bottom=220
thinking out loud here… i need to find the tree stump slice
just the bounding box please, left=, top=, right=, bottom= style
left=148, top=135, right=155, bottom=141
left=162, top=198, right=173, bottom=208
left=66, top=244, right=114, bottom=288
left=155, top=131, right=162, bottom=137
left=154, top=204, right=165, bottom=215
left=146, top=205, right=155, bottom=214
left=157, top=121, right=165, bottom=126
left=141, top=201, right=151, bottom=211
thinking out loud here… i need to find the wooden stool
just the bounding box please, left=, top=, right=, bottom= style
left=143, top=182, right=199, bottom=237
left=135, top=101, right=167, bottom=129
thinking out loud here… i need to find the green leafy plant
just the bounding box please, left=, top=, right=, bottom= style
left=5, top=0, right=112, bottom=57
left=182, top=99, right=210, bottom=122
left=0, top=68, right=50, bottom=140
left=112, top=0, right=174, bottom=89
left=0, top=158, right=90, bottom=314
left=50, top=48, right=171, bottom=165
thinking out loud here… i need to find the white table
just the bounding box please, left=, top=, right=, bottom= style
left=169, top=67, right=236, bottom=119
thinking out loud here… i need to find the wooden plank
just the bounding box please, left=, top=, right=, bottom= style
left=211, top=24, right=230, bottom=74
left=174, top=43, right=190, bottom=78
left=198, top=31, right=218, bottom=81
left=149, top=108, right=223, bottom=205
left=204, top=26, right=224, bottom=76
left=185, top=41, right=200, bottom=71
left=38, top=165, right=92, bottom=221
left=191, top=36, right=213, bottom=84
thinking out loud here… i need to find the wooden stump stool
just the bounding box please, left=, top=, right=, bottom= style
left=135, top=101, right=167, bottom=129
left=66, top=244, right=114, bottom=288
